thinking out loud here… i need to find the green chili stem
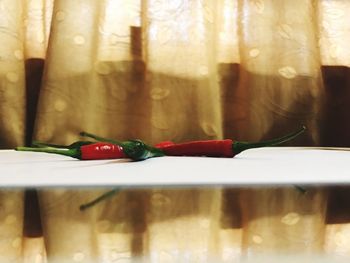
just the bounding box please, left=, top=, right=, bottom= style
left=16, top=146, right=78, bottom=158
left=79, top=132, right=123, bottom=145
left=233, top=126, right=306, bottom=154
left=32, top=141, right=94, bottom=149
left=32, top=141, right=62, bottom=148
left=79, top=188, right=120, bottom=211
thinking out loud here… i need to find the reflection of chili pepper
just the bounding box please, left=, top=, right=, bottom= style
left=157, top=126, right=306, bottom=157
left=16, top=142, right=126, bottom=160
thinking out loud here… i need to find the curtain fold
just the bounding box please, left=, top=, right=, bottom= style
left=0, top=0, right=350, bottom=262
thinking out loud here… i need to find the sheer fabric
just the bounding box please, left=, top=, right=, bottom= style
left=0, top=0, right=350, bottom=262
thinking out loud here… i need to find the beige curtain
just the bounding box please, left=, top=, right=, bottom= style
left=1, top=0, right=350, bottom=262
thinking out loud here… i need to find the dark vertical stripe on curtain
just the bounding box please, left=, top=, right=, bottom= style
left=24, top=59, right=45, bottom=239
left=25, top=59, right=44, bottom=147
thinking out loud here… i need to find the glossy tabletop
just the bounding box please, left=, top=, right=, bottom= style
left=0, top=147, right=349, bottom=187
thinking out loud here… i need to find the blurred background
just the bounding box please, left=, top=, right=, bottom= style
left=1, top=0, right=350, bottom=262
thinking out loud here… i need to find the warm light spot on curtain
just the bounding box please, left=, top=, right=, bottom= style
left=98, top=0, right=141, bottom=61
left=319, top=0, right=350, bottom=66
left=23, top=0, right=53, bottom=58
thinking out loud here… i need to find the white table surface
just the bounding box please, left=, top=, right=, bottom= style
left=0, top=147, right=350, bottom=187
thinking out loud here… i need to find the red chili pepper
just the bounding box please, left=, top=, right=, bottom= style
left=18, top=126, right=305, bottom=161
left=156, top=126, right=306, bottom=157
left=16, top=142, right=126, bottom=160
left=79, top=126, right=306, bottom=210
left=158, top=139, right=234, bottom=157
left=79, top=127, right=306, bottom=159
left=79, top=132, right=165, bottom=161
left=154, top=141, right=175, bottom=148
left=80, top=143, right=126, bottom=160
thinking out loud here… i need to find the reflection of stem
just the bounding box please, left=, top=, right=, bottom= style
left=294, top=185, right=307, bottom=194
left=293, top=185, right=307, bottom=194
left=79, top=188, right=120, bottom=211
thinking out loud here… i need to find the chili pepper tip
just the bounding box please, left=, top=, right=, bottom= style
left=233, top=126, right=307, bottom=154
